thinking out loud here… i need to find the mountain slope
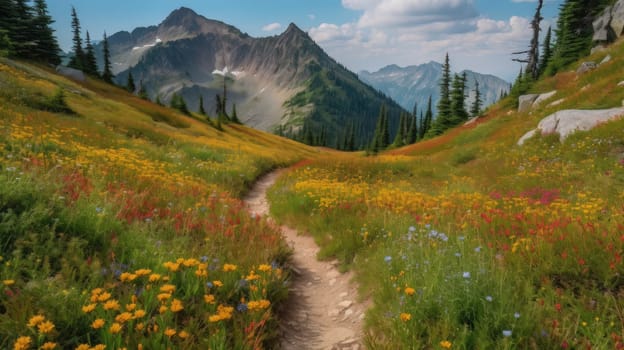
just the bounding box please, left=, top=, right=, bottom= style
left=359, top=62, right=509, bottom=115
left=98, top=7, right=406, bottom=148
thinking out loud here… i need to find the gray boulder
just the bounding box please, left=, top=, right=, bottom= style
left=593, top=5, right=612, bottom=42
left=518, top=107, right=624, bottom=145
left=612, top=0, right=624, bottom=37
left=55, top=65, right=85, bottom=82
left=618, top=81, right=624, bottom=87
left=599, top=54, right=612, bottom=65
left=518, top=94, right=539, bottom=113
left=532, top=90, right=557, bottom=108
left=577, top=62, right=597, bottom=75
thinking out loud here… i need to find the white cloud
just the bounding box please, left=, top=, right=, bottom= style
left=262, top=22, right=282, bottom=32
left=308, top=0, right=540, bottom=80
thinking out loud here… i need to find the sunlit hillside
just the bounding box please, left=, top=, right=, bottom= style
left=268, top=37, right=624, bottom=349
left=0, top=58, right=317, bottom=349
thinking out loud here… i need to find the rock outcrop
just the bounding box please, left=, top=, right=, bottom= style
left=55, top=66, right=85, bottom=82
left=593, top=0, right=624, bottom=43
left=577, top=62, right=597, bottom=75
left=518, top=107, right=624, bottom=145
left=518, top=91, right=557, bottom=113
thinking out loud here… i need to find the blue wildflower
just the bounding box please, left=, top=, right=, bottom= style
left=514, top=312, right=520, bottom=319
left=384, top=256, right=392, bottom=263
left=485, top=295, right=493, bottom=302
left=462, top=272, right=471, bottom=279
left=237, top=303, right=248, bottom=312
left=502, top=330, right=512, bottom=337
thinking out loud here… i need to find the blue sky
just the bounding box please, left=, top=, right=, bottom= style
left=48, top=0, right=563, bottom=81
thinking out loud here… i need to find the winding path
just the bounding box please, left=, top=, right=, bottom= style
left=244, top=170, right=366, bottom=350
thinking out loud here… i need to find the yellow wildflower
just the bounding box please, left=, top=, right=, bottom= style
left=213, top=280, right=223, bottom=287
left=115, top=312, right=133, bottom=324
left=27, top=315, right=45, bottom=327
left=97, top=292, right=111, bottom=302
left=135, top=322, right=145, bottom=331
left=258, top=264, right=272, bottom=272
left=91, top=319, right=105, bottom=329
left=91, top=345, right=106, bottom=350
left=194, top=269, right=208, bottom=278
left=404, top=287, right=416, bottom=296
left=400, top=313, right=411, bottom=322
left=103, top=299, right=120, bottom=311
left=209, top=314, right=222, bottom=323
left=159, top=305, right=168, bottom=314
left=248, top=299, right=271, bottom=311
left=134, top=268, right=152, bottom=276
left=164, top=327, right=176, bottom=338
left=82, top=303, right=96, bottom=313
left=182, top=258, right=199, bottom=267
left=148, top=273, right=161, bottom=282
left=37, top=320, right=55, bottom=334
left=246, top=271, right=260, bottom=281
left=119, top=272, right=137, bottom=282
left=40, top=342, right=57, bottom=350
left=125, top=303, right=136, bottom=311
left=133, top=309, right=146, bottom=319
left=157, top=293, right=171, bottom=302
left=178, top=330, right=190, bottom=339
left=160, top=284, right=176, bottom=294
left=13, top=336, right=31, bottom=350
left=163, top=261, right=179, bottom=272
left=170, top=299, right=184, bottom=312
left=204, top=294, right=216, bottom=304
left=75, top=344, right=90, bottom=350
left=440, top=340, right=452, bottom=349
left=3, top=279, right=15, bottom=286
left=223, top=263, right=237, bottom=272
left=109, top=322, right=122, bottom=334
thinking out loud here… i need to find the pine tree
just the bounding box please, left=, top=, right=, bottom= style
left=371, top=103, right=389, bottom=152
left=393, top=112, right=407, bottom=147
left=126, top=71, right=135, bottom=93
left=137, top=80, right=148, bottom=100
left=230, top=103, right=241, bottom=124
left=170, top=93, right=190, bottom=115
left=450, top=72, right=468, bottom=125
left=432, top=53, right=452, bottom=136
left=83, top=31, right=98, bottom=76
left=11, top=0, right=35, bottom=58
left=470, top=81, right=482, bottom=118
left=101, top=32, right=114, bottom=83
left=0, top=0, right=15, bottom=57
left=538, top=26, right=553, bottom=76
left=512, top=0, right=543, bottom=80
left=345, top=122, right=355, bottom=151
left=198, top=95, right=206, bottom=115
left=422, top=96, right=433, bottom=138
left=407, top=113, right=418, bottom=144
left=68, top=7, right=84, bottom=70
left=31, top=0, right=60, bottom=65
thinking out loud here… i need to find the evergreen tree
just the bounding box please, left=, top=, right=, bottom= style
left=345, top=122, right=355, bottom=151
left=101, top=32, right=114, bottom=83
left=68, top=7, right=84, bottom=70
left=170, top=93, right=190, bottom=115
left=371, top=103, right=389, bottom=152
left=470, top=81, right=482, bottom=118
left=422, top=96, right=433, bottom=138
left=31, top=0, right=60, bottom=65
left=155, top=94, right=163, bottom=106
left=230, top=103, right=241, bottom=124
left=538, top=26, right=553, bottom=76
left=0, top=0, right=16, bottom=57
left=11, top=0, right=35, bottom=58
left=198, top=95, right=206, bottom=115
left=137, top=80, right=148, bottom=100
left=392, top=112, right=407, bottom=147
left=407, top=112, right=418, bottom=144
left=83, top=31, right=98, bottom=76
left=126, top=71, right=135, bottom=93
left=432, top=53, right=452, bottom=136
left=450, top=72, right=468, bottom=125
left=512, top=0, right=543, bottom=80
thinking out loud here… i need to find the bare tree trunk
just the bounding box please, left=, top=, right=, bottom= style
left=527, top=0, right=544, bottom=80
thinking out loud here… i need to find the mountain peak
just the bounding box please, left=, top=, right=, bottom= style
left=162, top=7, right=200, bottom=26
left=283, top=22, right=306, bottom=37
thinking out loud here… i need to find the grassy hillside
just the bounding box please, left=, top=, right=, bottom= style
left=268, top=38, right=624, bottom=349
left=0, top=58, right=316, bottom=349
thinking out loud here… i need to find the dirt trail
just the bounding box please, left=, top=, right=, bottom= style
left=244, top=170, right=366, bottom=350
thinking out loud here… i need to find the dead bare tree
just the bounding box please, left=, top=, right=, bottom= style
left=513, top=0, right=543, bottom=80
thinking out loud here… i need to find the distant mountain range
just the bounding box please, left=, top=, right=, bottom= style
left=359, top=62, right=509, bottom=115
left=96, top=7, right=406, bottom=148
